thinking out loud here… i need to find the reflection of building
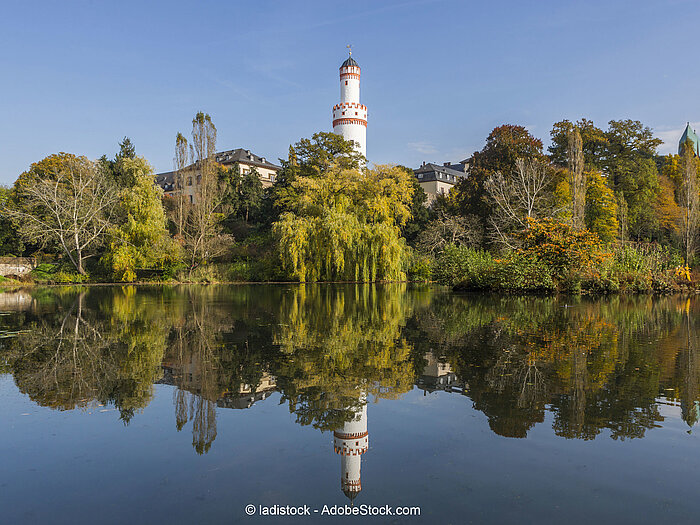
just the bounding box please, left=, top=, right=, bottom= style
left=333, top=402, right=368, bottom=503
left=0, top=290, right=34, bottom=312
left=416, top=352, right=467, bottom=395
left=217, top=374, right=277, bottom=410
left=414, top=161, right=468, bottom=204
left=160, top=357, right=276, bottom=410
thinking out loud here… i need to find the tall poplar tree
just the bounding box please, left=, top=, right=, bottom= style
left=679, top=139, right=700, bottom=264
left=567, top=127, right=586, bottom=229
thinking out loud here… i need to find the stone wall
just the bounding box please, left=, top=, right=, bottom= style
left=0, top=257, right=36, bottom=277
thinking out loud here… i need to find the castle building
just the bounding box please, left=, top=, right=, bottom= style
left=155, top=148, right=280, bottom=204
left=679, top=123, right=700, bottom=156
left=414, top=160, right=469, bottom=203
left=333, top=401, right=369, bottom=503
left=332, top=51, right=367, bottom=158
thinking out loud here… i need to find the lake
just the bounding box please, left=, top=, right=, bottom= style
left=1, top=284, right=700, bottom=524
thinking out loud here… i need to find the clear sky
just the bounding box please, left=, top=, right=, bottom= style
left=1, top=0, right=698, bottom=185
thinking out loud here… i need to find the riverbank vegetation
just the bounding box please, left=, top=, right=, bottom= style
left=1, top=114, right=699, bottom=293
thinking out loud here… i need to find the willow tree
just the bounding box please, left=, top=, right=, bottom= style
left=273, top=164, right=414, bottom=282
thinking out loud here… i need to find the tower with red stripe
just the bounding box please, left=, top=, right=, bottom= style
left=332, top=49, right=367, bottom=158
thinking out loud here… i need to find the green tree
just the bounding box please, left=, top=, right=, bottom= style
left=239, top=167, right=264, bottom=223
left=549, top=119, right=608, bottom=170
left=398, top=166, right=431, bottom=245
left=585, top=170, right=619, bottom=242
left=0, top=187, right=24, bottom=256
left=603, top=120, right=663, bottom=240
left=272, top=132, right=365, bottom=216
left=99, top=137, right=138, bottom=187
left=103, top=157, right=181, bottom=281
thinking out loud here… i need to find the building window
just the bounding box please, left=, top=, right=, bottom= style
left=187, top=177, right=192, bottom=186
left=189, top=195, right=193, bottom=203
left=345, top=80, right=348, bottom=85
left=417, top=174, right=423, bottom=179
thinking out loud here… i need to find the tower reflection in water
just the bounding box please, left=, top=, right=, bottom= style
left=332, top=400, right=368, bottom=503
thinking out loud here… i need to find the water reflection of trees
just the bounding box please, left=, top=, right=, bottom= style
left=2, top=287, right=167, bottom=422
left=4, top=285, right=700, bottom=450
left=272, top=284, right=420, bottom=430
left=414, top=294, right=700, bottom=439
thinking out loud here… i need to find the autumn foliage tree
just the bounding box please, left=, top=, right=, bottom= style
left=453, top=125, right=545, bottom=221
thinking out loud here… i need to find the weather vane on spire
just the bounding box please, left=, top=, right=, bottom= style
left=347, top=44, right=352, bottom=56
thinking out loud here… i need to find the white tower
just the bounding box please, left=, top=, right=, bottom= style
left=333, top=402, right=368, bottom=502
left=332, top=47, right=367, bottom=158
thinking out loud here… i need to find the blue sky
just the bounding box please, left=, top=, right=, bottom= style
left=0, top=0, right=698, bottom=185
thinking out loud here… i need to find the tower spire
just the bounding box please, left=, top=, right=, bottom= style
left=347, top=44, right=352, bottom=56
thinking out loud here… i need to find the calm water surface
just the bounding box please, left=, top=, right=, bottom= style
left=1, top=285, right=700, bottom=524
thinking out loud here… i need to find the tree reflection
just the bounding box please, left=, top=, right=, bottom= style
left=2, top=287, right=167, bottom=422
left=413, top=294, right=700, bottom=439
left=4, top=285, right=700, bottom=451
left=272, top=284, right=419, bottom=430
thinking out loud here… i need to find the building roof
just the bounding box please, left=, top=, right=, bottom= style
left=155, top=148, right=281, bottom=192
left=155, top=170, right=176, bottom=191
left=679, top=123, right=700, bottom=156
left=214, top=148, right=281, bottom=170
left=414, top=162, right=468, bottom=185
left=341, top=56, right=359, bottom=68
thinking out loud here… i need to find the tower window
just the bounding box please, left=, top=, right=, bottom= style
left=345, top=81, right=348, bottom=85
